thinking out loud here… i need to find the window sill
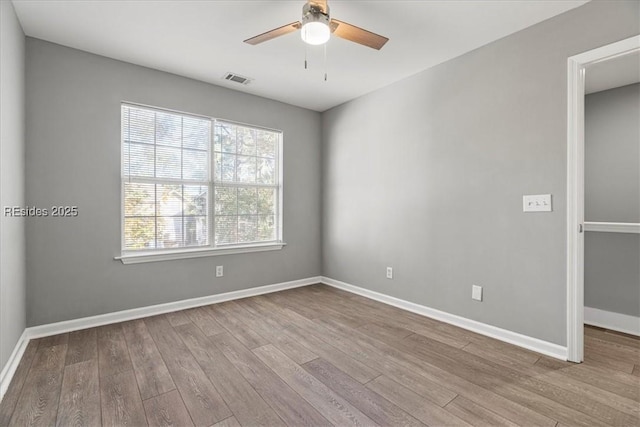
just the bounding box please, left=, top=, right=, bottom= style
left=115, top=242, right=286, bottom=264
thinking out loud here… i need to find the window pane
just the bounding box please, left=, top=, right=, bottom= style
left=215, top=187, right=237, bottom=215
left=185, top=216, right=208, bottom=247
left=238, top=127, right=256, bottom=156
left=157, top=184, right=182, bottom=216
left=125, top=183, right=155, bottom=216
left=215, top=216, right=237, bottom=245
left=257, top=130, right=277, bottom=158
left=184, top=185, right=208, bottom=216
left=257, top=215, right=276, bottom=241
left=128, top=107, right=155, bottom=144
left=221, top=154, right=236, bottom=182
left=158, top=216, right=183, bottom=248
left=237, top=155, right=256, bottom=183
left=238, top=187, right=257, bottom=215
left=127, top=142, right=154, bottom=177
left=122, top=107, right=130, bottom=141
left=124, top=217, right=156, bottom=249
left=183, top=149, right=208, bottom=181
left=156, top=146, right=182, bottom=179
left=214, top=153, right=222, bottom=181
left=257, top=158, right=275, bottom=184
left=215, top=122, right=236, bottom=153
left=156, top=112, right=181, bottom=147
left=257, top=188, right=276, bottom=214
left=238, top=215, right=257, bottom=243
left=184, top=116, right=210, bottom=150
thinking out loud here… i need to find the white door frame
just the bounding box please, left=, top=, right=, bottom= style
left=566, top=35, right=640, bottom=363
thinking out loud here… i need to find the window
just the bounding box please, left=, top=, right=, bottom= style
left=120, top=104, right=283, bottom=263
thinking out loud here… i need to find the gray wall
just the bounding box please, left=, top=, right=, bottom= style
left=322, top=0, right=640, bottom=346
left=25, top=39, right=322, bottom=326
left=0, top=1, right=27, bottom=370
left=585, top=83, right=640, bottom=317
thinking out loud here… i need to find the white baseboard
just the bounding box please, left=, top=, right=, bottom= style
left=321, top=276, right=568, bottom=361
left=0, top=276, right=320, bottom=401
left=584, top=307, right=640, bottom=336
left=0, top=330, right=29, bottom=401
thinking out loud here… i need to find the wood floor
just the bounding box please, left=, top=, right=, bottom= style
left=1, top=285, right=638, bottom=427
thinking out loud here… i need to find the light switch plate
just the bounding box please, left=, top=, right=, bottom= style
left=523, top=194, right=552, bottom=212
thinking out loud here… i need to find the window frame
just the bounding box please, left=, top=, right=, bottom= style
left=116, top=102, right=285, bottom=264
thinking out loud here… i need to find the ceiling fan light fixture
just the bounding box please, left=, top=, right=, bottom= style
left=301, top=21, right=330, bottom=45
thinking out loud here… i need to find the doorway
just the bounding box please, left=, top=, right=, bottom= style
left=566, top=35, right=640, bottom=363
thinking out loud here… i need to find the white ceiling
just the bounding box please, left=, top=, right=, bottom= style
left=585, top=50, right=640, bottom=94
left=13, top=0, right=588, bottom=112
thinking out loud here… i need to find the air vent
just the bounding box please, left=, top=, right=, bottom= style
left=223, top=72, right=252, bottom=85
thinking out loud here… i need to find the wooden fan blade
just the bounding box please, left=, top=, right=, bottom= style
left=244, top=21, right=301, bottom=45
left=330, top=19, right=388, bottom=50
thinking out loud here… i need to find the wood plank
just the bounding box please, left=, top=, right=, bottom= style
left=100, top=370, right=147, bottom=427
left=174, top=322, right=285, bottom=427
left=184, top=307, right=225, bottom=337
left=310, top=286, right=471, bottom=348
left=165, top=310, right=191, bottom=327
left=512, top=376, right=636, bottom=426
left=559, top=364, right=640, bottom=401
left=248, top=296, right=380, bottom=383
left=303, top=358, right=425, bottom=427
left=56, top=359, right=100, bottom=427
left=366, top=376, right=472, bottom=427
left=211, top=416, right=241, bottom=427
left=633, top=365, right=640, bottom=377
left=586, top=334, right=640, bottom=363
left=227, top=300, right=318, bottom=364
left=0, top=340, right=38, bottom=426
left=444, top=396, right=519, bottom=427
left=539, top=370, right=640, bottom=418
left=283, top=323, right=379, bottom=383
left=267, top=290, right=368, bottom=329
left=586, top=326, right=640, bottom=349
left=535, top=355, right=573, bottom=371
left=206, top=302, right=269, bottom=349
left=121, top=319, right=175, bottom=400
left=97, top=323, right=133, bottom=378
left=65, top=328, right=97, bottom=366
left=210, top=332, right=331, bottom=427
left=143, top=390, right=194, bottom=427
left=35, top=333, right=69, bottom=349
left=357, top=322, right=413, bottom=342
left=462, top=342, right=555, bottom=376
left=253, top=344, right=378, bottom=426
left=584, top=352, right=635, bottom=374
left=9, top=344, right=67, bottom=427
left=144, top=315, right=231, bottom=426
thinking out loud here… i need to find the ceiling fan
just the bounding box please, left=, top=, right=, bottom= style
left=243, top=0, right=389, bottom=50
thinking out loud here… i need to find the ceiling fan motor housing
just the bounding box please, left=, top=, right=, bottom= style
left=302, top=2, right=330, bottom=27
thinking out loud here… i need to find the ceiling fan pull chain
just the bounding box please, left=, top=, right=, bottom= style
left=324, top=43, right=328, bottom=81
left=304, top=42, right=308, bottom=69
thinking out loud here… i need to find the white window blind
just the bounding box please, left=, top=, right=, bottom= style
left=121, top=104, right=282, bottom=254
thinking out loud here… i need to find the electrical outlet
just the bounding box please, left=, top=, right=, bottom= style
left=386, top=267, right=393, bottom=279
left=216, top=265, right=224, bottom=278
left=472, top=285, right=483, bottom=301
